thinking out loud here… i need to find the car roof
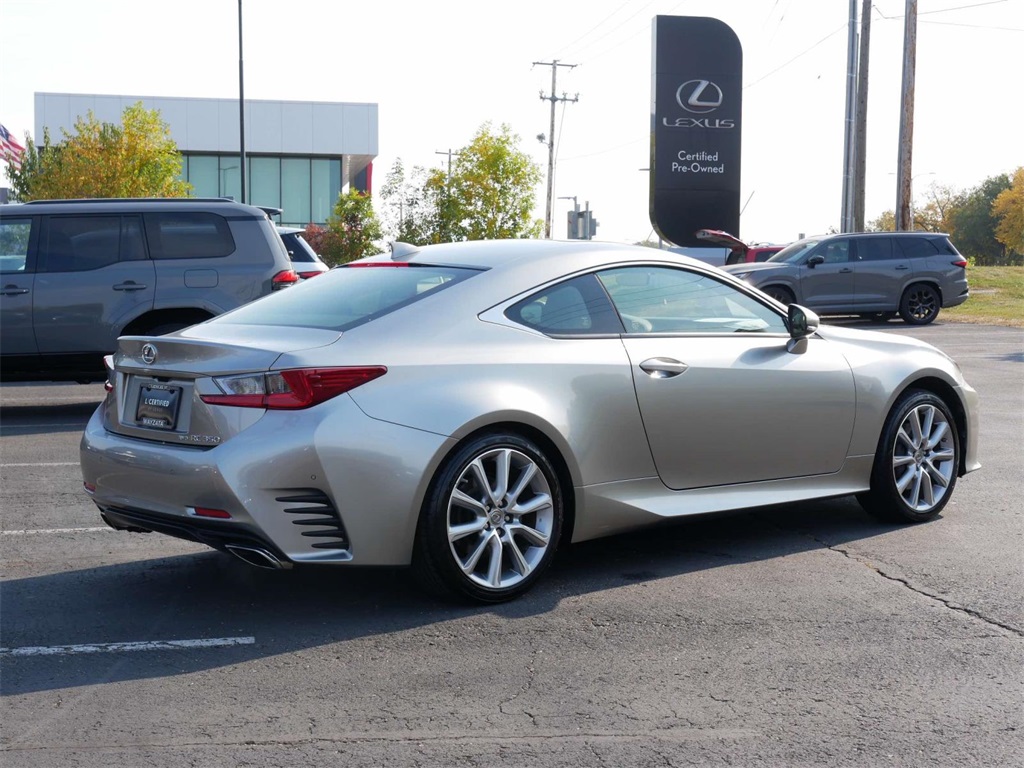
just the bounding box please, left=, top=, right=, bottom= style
left=3, top=198, right=270, bottom=219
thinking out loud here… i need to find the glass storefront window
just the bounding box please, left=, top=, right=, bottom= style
left=282, top=158, right=311, bottom=227
left=219, top=157, right=242, bottom=203
left=250, top=157, right=281, bottom=211
left=188, top=156, right=218, bottom=198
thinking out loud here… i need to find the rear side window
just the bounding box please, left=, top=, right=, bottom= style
left=143, top=212, right=235, bottom=259
left=40, top=215, right=122, bottom=272
left=506, top=274, right=624, bottom=335
left=894, top=237, right=939, bottom=259
left=857, top=238, right=893, bottom=261
left=0, top=217, right=33, bottom=272
left=280, top=232, right=319, bottom=263
left=212, top=263, right=480, bottom=331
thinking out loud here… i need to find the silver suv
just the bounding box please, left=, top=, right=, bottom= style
left=0, top=198, right=298, bottom=382
left=721, top=232, right=969, bottom=325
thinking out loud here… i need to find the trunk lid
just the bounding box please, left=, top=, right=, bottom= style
left=104, top=325, right=343, bottom=445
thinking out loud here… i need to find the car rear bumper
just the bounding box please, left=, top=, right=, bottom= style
left=80, top=396, right=455, bottom=566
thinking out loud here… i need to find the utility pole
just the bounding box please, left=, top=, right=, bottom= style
left=853, top=0, right=871, bottom=231
left=238, top=0, right=246, bottom=203
left=434, top=148, right=461, bottom=179
left=534, top=60, right=578, bottom=239
left=840, top=0, right=859, bottom=232
left=896, top=0, right=918, bottom=231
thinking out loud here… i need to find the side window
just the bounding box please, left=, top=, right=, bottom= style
left=856, top=237, right=893, bottom=261
left=41, top=216, right=121, bottom=272
left=143, top=212, right=235, bottom=259
left=506, top=274, right=623, bottom=335
left=814, top=239, right=851, bottom=264
left=597, top=266, right=788, bottom=334
left=0, top=217, right=33, bottom=273
left=120, top=216, right=147, bottom=261
left=894, top=237, right=940, bottom=259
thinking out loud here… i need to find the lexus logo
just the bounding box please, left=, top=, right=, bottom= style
left=676, top=80, right=723, bottom=114
left=141, top=343, right=158, bottom=365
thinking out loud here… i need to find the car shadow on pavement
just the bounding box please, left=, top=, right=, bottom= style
left=0, top=401, right=99, bottom=436
left=0, top=495, right=915, bottom=696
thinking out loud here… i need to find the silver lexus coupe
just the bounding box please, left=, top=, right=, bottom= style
left=81, top=240, right=980, bottom=603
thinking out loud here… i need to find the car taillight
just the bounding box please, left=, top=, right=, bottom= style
left=272, top=269, right=299, bottom=289
left=952, top=259, right=968, bottom=268
left=200, top=367, right=387, bottom=409
left=103, top=354, right=115, bottom=393
left=297, top=270, right=324, bottom=279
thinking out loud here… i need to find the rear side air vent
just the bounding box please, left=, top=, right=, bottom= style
left=276, top=489, right=349, bottom=550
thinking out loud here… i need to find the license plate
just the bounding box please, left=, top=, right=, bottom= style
left=136, top=385, right=181, bottom=430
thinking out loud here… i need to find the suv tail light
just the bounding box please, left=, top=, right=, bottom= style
left=297, top=270, right=324, bottom=280
left=200, top=367, right=387, bottom=409
left=952, top=259, right=968, bottom=268
left=272, top=269, right=299, bottom=289
left=103, top=354, right=115, bottom=393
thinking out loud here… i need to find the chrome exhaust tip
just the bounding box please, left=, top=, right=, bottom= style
left=224, top=544, right=292, bottom=570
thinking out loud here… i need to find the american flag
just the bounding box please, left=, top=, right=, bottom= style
left=0, top=123, right=26, bottom=169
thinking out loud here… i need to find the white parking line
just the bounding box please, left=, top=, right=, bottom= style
left=0, top=636, right=256, bottom=657
left=1, top=462, right=79, bottom=467
left=2, top=527, right=112, bottom=536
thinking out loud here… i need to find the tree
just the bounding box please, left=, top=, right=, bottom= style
left=378, top=158, right=433, bottom=244
left=991, top=166, right=1024, bottom=255
left=949, top=173, right=1012, bottom=264
left=320, top=188, right=383, bottom=265
left=5, top=103, right=191, bottom=201
left=444, top=123, right=543, bottom=240
left=867, top=210, right=896, bottom=232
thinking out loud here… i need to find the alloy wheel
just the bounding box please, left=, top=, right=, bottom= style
left=446, top=447, right=555, bottom=591
left=891, top=403, right=956, bottom=512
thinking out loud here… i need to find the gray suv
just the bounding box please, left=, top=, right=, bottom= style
left=0, top=198, right=298, bottom=382
left=721, top=232, right=969, bottom=325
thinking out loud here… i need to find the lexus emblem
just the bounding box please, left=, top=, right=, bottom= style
left=141, top=343, right=158, bottom=365
left=676, top=80, right=723, bottom=114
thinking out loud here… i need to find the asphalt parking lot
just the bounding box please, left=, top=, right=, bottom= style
left=1, top=321, right=1021, bottom=767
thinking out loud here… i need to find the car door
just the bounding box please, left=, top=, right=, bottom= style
left=598, top=265, right=856, bottom=490
left=853, top=236, right=906, bottom=310
left=0, top=214, right=38, bottom=358
left=795, top=237, right=856, bottom=311
left=33, top=214, right=155, bottom=355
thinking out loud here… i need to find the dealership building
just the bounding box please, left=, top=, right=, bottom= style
left=33, top=92, right=378, bottom=227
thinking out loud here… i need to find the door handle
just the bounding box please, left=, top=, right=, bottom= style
left=113, top=281, right=147, bottom=291
left=894, top=264, right=909, bottom=271
left=1, top=284, right=29, bottom=296
left=639, top=357, right=689, bottom=378
left=839, top=268, right=853, bottom=274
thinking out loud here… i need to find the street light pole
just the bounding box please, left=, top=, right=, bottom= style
left=238, top=0, right=246, bottom=204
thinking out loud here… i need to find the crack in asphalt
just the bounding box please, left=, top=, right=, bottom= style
left=763, top=516, right=1024, bottom=638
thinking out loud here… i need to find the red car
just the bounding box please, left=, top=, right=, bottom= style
left=696, top=229, right=785, bottom=265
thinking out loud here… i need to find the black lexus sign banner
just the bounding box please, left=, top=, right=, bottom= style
left=650, top=16, right=743, bottom=247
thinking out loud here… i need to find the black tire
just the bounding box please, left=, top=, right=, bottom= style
left=859, top=311, right=895, bottom=323
left=857, top=389, right=960, bottom=524
left=412, top=433, right=563, bottom=604
left=898, top=284, right=941, bottom=325
left=763, top=285, right=794, bottom=305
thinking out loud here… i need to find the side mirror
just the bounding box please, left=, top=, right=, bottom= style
left=787, top=304, right=820, bottom=353
left=806, top=254, right=825, bottom=268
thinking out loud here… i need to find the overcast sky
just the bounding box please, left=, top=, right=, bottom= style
left=1, top=0, right=1021, bottom=244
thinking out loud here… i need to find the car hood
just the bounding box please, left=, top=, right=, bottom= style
left=721, top=262, right=790, bottom=276
left=695, top=229, right=747, bottom=250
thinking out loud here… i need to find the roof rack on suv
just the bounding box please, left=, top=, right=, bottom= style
left=22, top=197, right=251, bottom=205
